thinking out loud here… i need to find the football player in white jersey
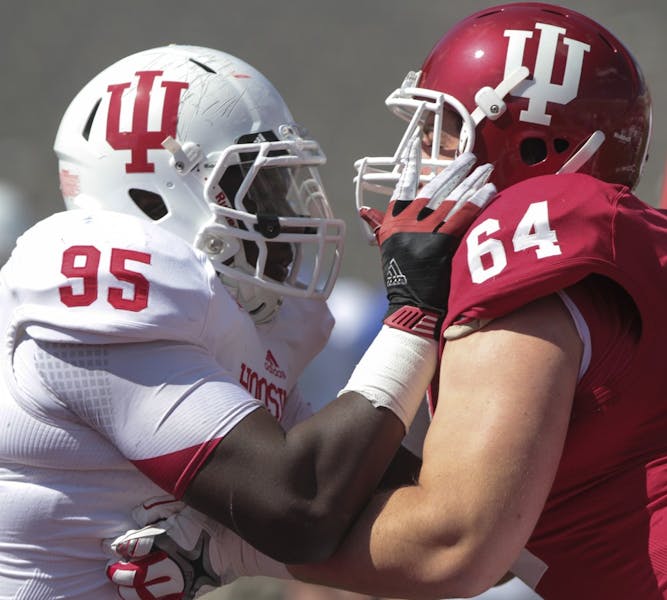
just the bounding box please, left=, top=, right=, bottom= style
left=0, top=44, right=493, bottom=600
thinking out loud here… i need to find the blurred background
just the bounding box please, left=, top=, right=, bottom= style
left=2, top=1, right=665, bottom=599
left=1, top=0, right=666, bottom=275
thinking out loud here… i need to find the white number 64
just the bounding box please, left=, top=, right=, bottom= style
left=467, top=201, right=562, bottom=284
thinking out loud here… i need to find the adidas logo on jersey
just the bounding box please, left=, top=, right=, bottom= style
left=265, top=350, right=286, bottom=379
left=385, top=258, right=407, bottom=287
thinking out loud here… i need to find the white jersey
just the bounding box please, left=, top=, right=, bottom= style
left=0, top=210, right=333, bottom=599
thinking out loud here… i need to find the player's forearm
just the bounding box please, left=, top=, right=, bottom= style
left=196, top=485, right=454, bottom=598
left=184, top=397, right=405, bottom=563
left=287, top=484, right=490, bottom=600
left=268, top=327, right=437, bottom=561
left=276, top=394, right=408, bottom=561
left=185, top=327, right=436, bottom=563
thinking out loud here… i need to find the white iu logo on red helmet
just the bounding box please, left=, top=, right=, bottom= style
left=106, top=70, right=189, bottom=173
left=503, top=23, right=591, bottom=126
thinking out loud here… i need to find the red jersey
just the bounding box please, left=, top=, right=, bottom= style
left=442, top=173, right=667, bottom=599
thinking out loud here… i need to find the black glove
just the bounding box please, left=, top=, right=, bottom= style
left=360, top=138, right=496, bottom=339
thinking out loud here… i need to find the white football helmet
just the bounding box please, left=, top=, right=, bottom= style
left=54, top=45, right=345, bottom=323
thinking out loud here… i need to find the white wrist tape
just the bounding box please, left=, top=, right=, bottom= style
left=210, top=528, right=293, bottom=581
left=338, top=325, right=437, bottom=429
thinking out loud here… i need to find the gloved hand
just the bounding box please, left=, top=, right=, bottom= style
left=360, top=136, right=496, bottom=339
left=105, top=499, right=229, bottom=600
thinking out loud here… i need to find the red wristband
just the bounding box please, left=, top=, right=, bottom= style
left=383, top=306, right=442, bottom=339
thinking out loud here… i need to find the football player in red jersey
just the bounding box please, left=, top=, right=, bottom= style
left=107, top=4, right=667, bottom=600
left=296, top=3, right=664, bottom=599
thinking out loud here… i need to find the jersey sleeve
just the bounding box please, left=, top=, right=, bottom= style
left=443, top=173, right=627, bottom=330
left=13, top=336, right=263, bottom=499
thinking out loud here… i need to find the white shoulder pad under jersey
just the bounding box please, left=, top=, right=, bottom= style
left=260, top=295, right=334, bottom=384
left=207, top=294, right=335, bottom=422
left=0, top=210, right=246, bottom=348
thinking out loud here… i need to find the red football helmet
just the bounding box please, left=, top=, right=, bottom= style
left=355, top=2, right=652, bottom=228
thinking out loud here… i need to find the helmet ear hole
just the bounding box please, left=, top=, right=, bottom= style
left=520, top=138, right=547, bottom=165
left=82, top=99, right=101, bottom=141
left=128, top=189, right=168, bottom=220
left=554, top=138, right=570, bottom=154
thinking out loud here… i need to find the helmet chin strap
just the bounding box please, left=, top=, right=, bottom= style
left=556, top=130, right=606, bottom=175
left=223, top=274, right=283, bottom=324
left=220, top=249, right=284, bottom=325
left=197, top=220, right=283, bottom=324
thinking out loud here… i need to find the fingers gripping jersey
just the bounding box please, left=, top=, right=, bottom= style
left=442, top=173, right=667, bottom=598
left=0, top=210, right=332, bottom=599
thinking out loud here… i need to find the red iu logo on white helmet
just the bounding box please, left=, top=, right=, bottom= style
left=106, top=70, right=189, bottom=173
left=503, top=23, right=591, bottom=126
